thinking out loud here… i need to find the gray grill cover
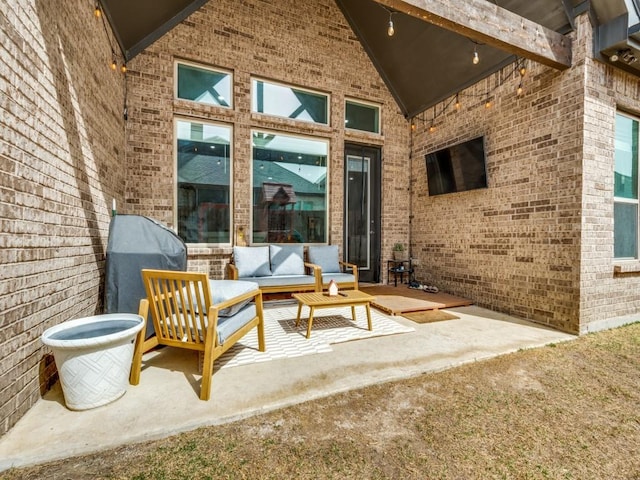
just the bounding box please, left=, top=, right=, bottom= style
left=105, top=215, right=187, bottom=338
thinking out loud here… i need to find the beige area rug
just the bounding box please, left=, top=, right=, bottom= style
left=402, top=310, right=460, bottom=324
left=213, top=304, right=415, bottom=370
left=361, top=285, right=473, bottom=315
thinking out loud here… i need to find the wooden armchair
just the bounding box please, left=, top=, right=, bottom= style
left=130, top=269, right=265, bottom=400
left=307, top=245, right=359, bottom=290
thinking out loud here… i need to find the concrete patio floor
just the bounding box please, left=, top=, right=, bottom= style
left=0, top=303, right=576, bottom=472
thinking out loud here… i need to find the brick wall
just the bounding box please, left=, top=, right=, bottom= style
left=410, top=13, right=640, bottom=334
left=409, top=19, right=587, bottom=333
left=124, top=0, right=411, bottom=279
left=579, top=15, right=640, bottom=332
left=0, top=0, right=126, bottom=435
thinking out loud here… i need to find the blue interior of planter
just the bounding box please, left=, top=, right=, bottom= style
left=49, top=319, right=140, bottom=341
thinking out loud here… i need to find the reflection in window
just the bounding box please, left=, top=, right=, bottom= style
left=251, top=131, right=328, bottom=243
left=251, top=79, right=328, bottom=125
left=345, top=99, right=380, bottom=134
left=176, top=62, right=232, bottom=108
left=176, top=120, right=231, bottom=244
left=614, top=112, right=640, bottom=258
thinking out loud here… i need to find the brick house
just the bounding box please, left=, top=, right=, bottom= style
left=2, top=0, right=640, bottom=435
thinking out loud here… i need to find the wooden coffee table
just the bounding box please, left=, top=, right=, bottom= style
left=292, top=290, right=376, bottom=339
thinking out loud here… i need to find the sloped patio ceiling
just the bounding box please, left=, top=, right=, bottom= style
left=101, top=0, right=585, bottom=118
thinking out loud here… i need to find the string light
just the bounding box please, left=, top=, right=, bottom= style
left=517, top=82, right=523, bottom=96
left=429, top=123, right=436, bottom=133
left=94, top=3, right=101, bottom=17
left=455, top=93, right=460, bottom=110
left=473, top=46, right=479, bottom=65
left=387, top=11, right=395, bottom=37
left=111, top=57, right=117, bottom=70
left=485, top=99, right=492, bottom=108
left=120, top=63, right=127, bottom=74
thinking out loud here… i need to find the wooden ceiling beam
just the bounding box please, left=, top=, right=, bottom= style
left=373, top=0, right=572, bottom=70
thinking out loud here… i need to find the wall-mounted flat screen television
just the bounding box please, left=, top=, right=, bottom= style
left=425, top=136, right=488, bottom=196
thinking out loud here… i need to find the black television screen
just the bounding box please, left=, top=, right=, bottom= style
left=425, top=136, right=488, bottom=196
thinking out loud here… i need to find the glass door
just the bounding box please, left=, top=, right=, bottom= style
left=344, top=144, right=381, bottom=283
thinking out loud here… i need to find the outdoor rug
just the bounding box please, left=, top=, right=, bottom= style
left=402, top=310, right=460, bottom=324
left=215, top=304, right=415, bottom=369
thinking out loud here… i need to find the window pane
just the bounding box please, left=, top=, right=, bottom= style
left=614, top=202, right=638, bottom=258
left=252, top=132, right=328, bottom=243
left=614, top=113, right=638, bottom=199
left=176, top=63, right=231, bottom=108
left=251, top=79, right=328, bottom=124
left=345, top=100, right=380, bottom=133
left=176, top=120, right=231, bottom=243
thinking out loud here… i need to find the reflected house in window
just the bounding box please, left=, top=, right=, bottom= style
left=252, top=131, right=328, bottom=244
left=261, top=182, right=297, bottom=243
left=252, top=159, right=327, bottom=244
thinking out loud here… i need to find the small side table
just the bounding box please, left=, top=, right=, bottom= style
left=387, top=259, right=413, bottom=286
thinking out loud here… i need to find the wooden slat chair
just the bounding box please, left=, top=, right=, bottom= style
left=130, top=269, right=265, bottom=400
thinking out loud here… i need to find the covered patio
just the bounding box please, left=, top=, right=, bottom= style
left=4, top=0, right=640, bottom=458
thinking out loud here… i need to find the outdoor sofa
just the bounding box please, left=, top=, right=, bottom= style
left=226, top=244, right=358, bottom=294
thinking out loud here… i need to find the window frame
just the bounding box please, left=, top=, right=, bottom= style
left=249, top=128, right=330, bottom=245
left=174, top=60, right=234, bottom=109
left=174, top=117, right=234, bottom=246
left=614, top=110, right=640, bottom=260
left=250, top=77, right=330, bottom=126
left=344, top=97, right=381, bottom=134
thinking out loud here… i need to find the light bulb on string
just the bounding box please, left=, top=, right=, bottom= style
left=485, top=99, right=492, bottom=109
left=94, top=3, right=101, bottom=17
left=517, top=82, right=523, bottom=96
left=387, top=13, right=395, bottom=37
left=110, top=57, right=117, bottom=71
left=473, top=47, right=479, bottom=65
left=429, top=123, right=436, bottom=133
left=121, top=63, right=127, bottom=74
left=455, top=93, right=460, bottom=110
left=519, top=62, right=526, bottom=76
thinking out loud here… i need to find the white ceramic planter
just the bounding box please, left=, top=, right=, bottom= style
left=41, top=313, right=144, bottom=411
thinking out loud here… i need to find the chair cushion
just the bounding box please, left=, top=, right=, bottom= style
left=320, top=272, right=355, bottom=285
left=209, top=280, right=258, bottom=317
left=307, top=245, right=340, bottom=273
left=234, top=246, right=272, bottom=277
left=180, top=280, right=258, bottom=317
left=216, top=304, right=257, bottom=345
left=270, top=244, right=305, bottom=276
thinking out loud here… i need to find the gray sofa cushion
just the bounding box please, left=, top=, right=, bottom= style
left=239, top=274, right=316, bottom=288
left=307, top=245, right=340, bottom=273
left=270, top=244, right=305, bottom=276
left=234, top=246, right=271, bottom=277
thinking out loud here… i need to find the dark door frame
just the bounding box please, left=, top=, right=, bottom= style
left=343, top=142, right=381, bottom=284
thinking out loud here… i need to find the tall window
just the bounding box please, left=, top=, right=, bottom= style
left=345, top=99, right=380, bottom=134
left=251, top=78, right=329, bottom=125
left=251, top=131, right=328, bottom=243
left=614, top=112, right=640, bottom=258
left=176, top=120, right=232, bottom=244
left=176, top=61, right=232, bottom=108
